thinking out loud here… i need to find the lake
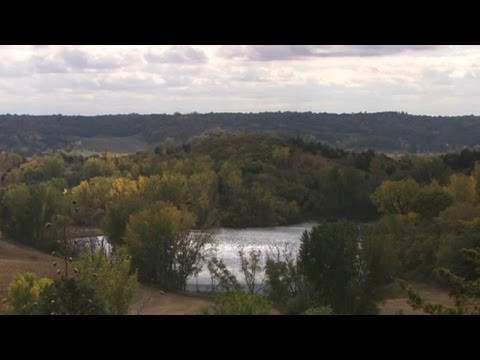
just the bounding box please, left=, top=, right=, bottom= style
left=76, top=222, right=317, bottom=292
left=188, top=222, right=316, bottom=291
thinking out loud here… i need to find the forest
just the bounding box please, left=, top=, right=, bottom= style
left=3, top=112, right=480, bottom=155
left=2, top=132, right=480, bottom=315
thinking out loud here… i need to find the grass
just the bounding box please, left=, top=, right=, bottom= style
left=378, top=282, right=454, bottom=315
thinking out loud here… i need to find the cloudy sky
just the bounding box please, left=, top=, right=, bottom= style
left=0, top=45, right=479, bottom=116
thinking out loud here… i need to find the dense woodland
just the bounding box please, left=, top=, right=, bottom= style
left=3, top=132, right=480, bottom=314
left=3, top=112, right=480, bottom=155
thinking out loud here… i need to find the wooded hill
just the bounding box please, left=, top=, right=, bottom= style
left=2, top=112, right=480, bottom=155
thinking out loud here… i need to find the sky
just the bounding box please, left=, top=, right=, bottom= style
left=0, top=45, right=479, bottom=116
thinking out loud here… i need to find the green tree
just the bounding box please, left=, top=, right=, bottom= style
left=238, top=247, right=263, bottom=293
left=76, top=247, right=138, bottom=315
left=101, top=194, right=144, bottom=247
left=412, top=181, right=453, bottom=219
left=83, top=157, right=107, bottom=179
left=264, top=244, right=307, bottom=313
left=126, top=202, right=210, bottom=289
left=298, top=221, right=393, bottom=314
left=40, top=154, right=65, bottom=180
left=0, top=179, right=67, bottom=249
left=409, top=155, right=449, bottom=185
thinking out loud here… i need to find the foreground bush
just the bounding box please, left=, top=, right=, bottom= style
left=76, top=247, right=138, bottom=315
left=7, top=273, right=53, bottom=314
left=204, top=290, right=272, bottom=315
left=304, top=306, right=334, bottom=315
left=38, top=278, right=107, bottom=315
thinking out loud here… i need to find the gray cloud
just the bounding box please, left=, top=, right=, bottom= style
left=31, top=55, right=68, bottom=74
left=145, top=46, right=207, bottom=64
left=220, top=45, right=441, bottom=61
left=61, top=48, right=127, bottom=70
left=0, top=45, right=478, bottom=116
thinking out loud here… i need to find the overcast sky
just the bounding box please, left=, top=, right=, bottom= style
left=0, top=45, right=478, bottom=116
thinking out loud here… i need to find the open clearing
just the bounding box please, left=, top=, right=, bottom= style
left=378, top=283, right=454, bottom=315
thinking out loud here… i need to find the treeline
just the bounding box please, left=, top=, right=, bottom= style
left=3, top=112, right=480, bottom=155
left=3, top=133, right=480, bottom=313
left=3, top=132, right=480, bottom=251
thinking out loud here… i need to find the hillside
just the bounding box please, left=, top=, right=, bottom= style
left=2, top=112, right=480, bottom=155
left=0, top=238, right=213, bottom=315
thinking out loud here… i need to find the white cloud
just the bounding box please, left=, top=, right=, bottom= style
left=0, top=45, right=479, bottom=115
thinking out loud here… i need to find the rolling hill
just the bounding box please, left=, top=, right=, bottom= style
left=1, top=112, right=480, bottom=155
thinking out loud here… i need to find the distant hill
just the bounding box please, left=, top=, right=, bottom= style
left=1, top=112, right=480, bottom=155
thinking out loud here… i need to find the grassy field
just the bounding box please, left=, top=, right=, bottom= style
left=0, top=239, right=61, bottom=314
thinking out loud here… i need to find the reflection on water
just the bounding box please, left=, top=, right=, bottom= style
left=187, top=222, right=317, bottom=291
left=74, top=235, right=112, bottom=256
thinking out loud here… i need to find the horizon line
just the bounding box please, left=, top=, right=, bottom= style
left=0, top=111, right=479, bottom=118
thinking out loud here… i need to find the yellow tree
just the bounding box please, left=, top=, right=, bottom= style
left=446, top=174, right=477, bottom=204
left=371, top=179, right=421, bottom=215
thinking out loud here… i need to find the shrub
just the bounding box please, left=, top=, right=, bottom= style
left=38, top=278, right=107, bottom=315
left=76, top=247, right=138, bottom=315
left=204, top=290, right=272, bottom=315
left=7, top=273, right=53, bottom=315
left=304, top=306, right=334, bottom=315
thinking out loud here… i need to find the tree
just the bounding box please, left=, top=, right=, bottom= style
left=83, top=157, right=109, bottom=179
left=371, top=178, right=421, bottom=215
left=207, top=256, right=240, bottom=292
left=298, top=221, right=393, bottom=314
left=412, top=181, right=453, bottom=219
left=126, top=202, right=210, bottom=289
left=317, top=165, right=374, bottom=220
left=238, top=247, right=263, bottom=293
left=446, top=174, right=477, bottom=204
left=101, top=194, right=144, bottom=247
left=40, top=154, right=65, bottom=180
left=409, top=155, right=448, bottom=185
left=0, top=179, right=67, bottom=249
left=264, top=244, right=307, bottom=313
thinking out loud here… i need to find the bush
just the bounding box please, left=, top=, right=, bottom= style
left=7, top=273, right=52, bottom=314
left=304, top=306, right=333, bottom=315
left=283, top=295, right=313, bottom=315
left=38, top=278, right=107, bottom=315
left=76, top=247, right=138, bottom=314
left=204, top=290, right=272, bottom=315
